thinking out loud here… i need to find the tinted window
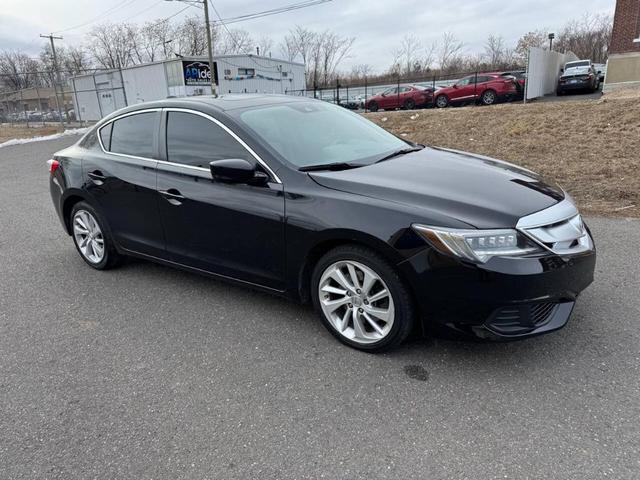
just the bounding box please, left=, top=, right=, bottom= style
left=166, top=112, right=252, bottom=168
left=99, top=123, right=112, bottom=150
left=457, top=77, right=473, bottom=86
left=476, top=76, right=491, bottom=83
left=80, top=130, right=100, bottom=149
left=109, top=112, right=157, bottom=158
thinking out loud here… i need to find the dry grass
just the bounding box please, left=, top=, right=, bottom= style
left=0, top=124, right=63, bottom=144
left=364, top=93, right=640, bottom=218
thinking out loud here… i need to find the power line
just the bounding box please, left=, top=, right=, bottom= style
left=52, top=0, right=142, bottom=34
left=212, top=0, right=332, bottom=26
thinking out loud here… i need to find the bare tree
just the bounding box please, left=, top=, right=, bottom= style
left=278, top=35, right=298, bottom=62
left=256, top=36, right=274, bottom=57
left=0, top=51, right=41, bottom=89
left=88, top=23, right=139, bottom=68
left=350, top=63, right=374, bottom=79
left=289, top=26, right=317, bottom=77
left=219, top=28, right=253, bottom=55
left=392, top=34, right=423, bottom=76
left=174, top=15, right=211, bottom=57
left=316, top=30, right=355, bottom=85
left=555, top=13, right=612, bottom=62
left=438, top=32, right=464, bottom=72
left=515, top=30, right=548, bottom=63
left=484, top=34, right=505, bottom=68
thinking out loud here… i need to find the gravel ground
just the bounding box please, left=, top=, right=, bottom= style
left=1, top=136, right=639, bottom=479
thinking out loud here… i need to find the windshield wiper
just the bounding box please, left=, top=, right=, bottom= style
left=375, top=146, right=424, bottom=164
left=299, top=162, right=364, bottom=172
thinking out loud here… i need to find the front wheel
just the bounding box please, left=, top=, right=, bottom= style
left=311, top=245, right=415, bottom=352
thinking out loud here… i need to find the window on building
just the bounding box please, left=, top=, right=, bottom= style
left=107, top=112, right=158, bottom=158
left=282, top=72, right=288, bottom=78
left=166, top=112, right=253, bottom=168
left=238, top=68, right=255, bottom=76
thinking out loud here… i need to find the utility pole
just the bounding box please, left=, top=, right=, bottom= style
left=165, top=0, right=217, bottom=96
left=202, top=0, right=217, bottom=96
left=548, top=33, right=555, bottom=51
left=40, top=33, right=66, bottom=127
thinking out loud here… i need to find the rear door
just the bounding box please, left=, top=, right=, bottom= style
left=84, top=109, right=165, bottom=256
left=156, top=109, right=285, bottom=289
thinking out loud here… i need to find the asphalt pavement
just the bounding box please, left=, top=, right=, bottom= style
left=1, top=136, right=639, bottom=479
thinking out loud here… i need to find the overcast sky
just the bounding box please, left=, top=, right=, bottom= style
left=0, top=0, right=615, bottom=71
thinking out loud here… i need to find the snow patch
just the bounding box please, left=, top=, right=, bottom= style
left=0, top=128, right=89, bottom=149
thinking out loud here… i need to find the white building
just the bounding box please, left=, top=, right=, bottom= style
left=71, top=55, right=306, bottom=121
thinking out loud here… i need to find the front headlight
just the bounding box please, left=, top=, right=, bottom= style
left=412, top=224, right=543, bottom=263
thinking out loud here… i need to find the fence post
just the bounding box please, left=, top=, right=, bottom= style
left=34, top=85, right=44, bottom=126
left=336, top=78, right=340, bottom=106
left=364, top=76, right=368, bottom=112
left=474, top=71, right=478, bottom=105
left=432, top=75, right=436, bottom=107
left=71, top=77, right=81, bottom=124
left=397, top=74, right=400, bottom=108
left=313, top=82, right=317, bottom=99
left=20, top=89, right=30, bottom=128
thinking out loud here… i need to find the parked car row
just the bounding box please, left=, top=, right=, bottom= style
left=357, top=72, right=523, bottom=112
left=3, top=109, right=75, bottom=123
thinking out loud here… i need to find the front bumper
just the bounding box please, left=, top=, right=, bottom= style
left=398, top=246, right=596, bottom=340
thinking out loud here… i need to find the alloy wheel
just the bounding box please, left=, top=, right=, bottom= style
left=482, top=90, right=496, bottom=105
left=318, top=260, right=395, bottom=344
left=73, top=210, right=105, bottom=264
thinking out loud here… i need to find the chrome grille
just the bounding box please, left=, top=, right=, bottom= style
left=516, top=199, right=593, bottom=256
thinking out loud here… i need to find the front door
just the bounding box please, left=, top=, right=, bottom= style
left=156, top=109, right=286, bottom=290
left=450, top=76, right=475, bottom=102
left=84, top=110, right=165, bottom=256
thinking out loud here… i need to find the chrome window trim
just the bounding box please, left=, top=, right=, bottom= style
left=95, top=106, right=282, bottom=184
left=164, top=107, right=282, bottom=184
left=96, top=108, right=161, bottom=166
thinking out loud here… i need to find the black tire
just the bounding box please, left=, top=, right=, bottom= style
left=480, top=89, right=497, bottom=105
left=556, top=89, right=563, bottom=96
left=70, top=201, right=123, bottom=270
left=367, top=101, right=378, bottom=112
left=435, top=95, right=449, bottom=108
left=311, top=245, right=415, bottom=352
left=403, top=98, right=416, bottom=110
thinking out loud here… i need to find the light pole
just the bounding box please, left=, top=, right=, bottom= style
left=165, top=0, right=217, bottom=96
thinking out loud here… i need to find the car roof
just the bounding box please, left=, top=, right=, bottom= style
left=96, top=94, right=314, bottom=125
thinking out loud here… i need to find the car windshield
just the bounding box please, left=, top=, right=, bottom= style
left=237, top=101, right=408, bottom=169
left=564, top=66, right=590, bottom=75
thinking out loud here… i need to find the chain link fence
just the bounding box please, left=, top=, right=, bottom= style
left=284, top=68, right=527, bottom=112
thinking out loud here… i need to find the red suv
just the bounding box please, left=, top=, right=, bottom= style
left=434, top=73, right=518, bottom=108
left=365, top=85, right=434, bottom=112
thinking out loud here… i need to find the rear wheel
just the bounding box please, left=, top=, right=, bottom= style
left=311, top=245, right=414, bottom=352
left=70, top=201, right=123, bottom=270
left=367, top=101, right=379, bottom=112
left=480, top=89, right=497, bottom=105
left=435, top=95, right=449, bottom=108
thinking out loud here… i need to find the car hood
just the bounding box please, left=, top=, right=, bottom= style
left=308, top=147, right=564, bottom=229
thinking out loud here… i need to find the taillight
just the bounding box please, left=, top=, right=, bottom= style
left=47, top=159, right=60, bottom=174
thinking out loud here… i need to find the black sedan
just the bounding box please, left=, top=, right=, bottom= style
left=557, top=65, right=600, bottom=95
left=47, top=95, right=595, bottom=352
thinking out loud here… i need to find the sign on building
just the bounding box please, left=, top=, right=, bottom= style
left=182, top=60, right=219, bottom=86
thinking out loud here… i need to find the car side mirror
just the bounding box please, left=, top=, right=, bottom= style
left=209, top=158, right=265, bottom=185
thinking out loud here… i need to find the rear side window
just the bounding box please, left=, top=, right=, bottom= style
left=166, top=111, right=252, bottom=168
left=99, top=123, right=112, bottom=150
left=107, top=112, right=158, bottom=158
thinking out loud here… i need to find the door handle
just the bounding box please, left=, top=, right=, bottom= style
left=159, top=188, right=185, bottom=205
left=87, top=170, right=106, bottom=185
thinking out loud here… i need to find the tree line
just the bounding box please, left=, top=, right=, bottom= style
left=0, top=12, right=612, bottom=92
